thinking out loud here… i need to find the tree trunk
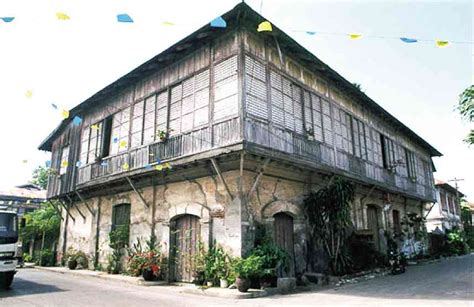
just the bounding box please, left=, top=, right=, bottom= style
left=39, top=231, right=45, bottom=266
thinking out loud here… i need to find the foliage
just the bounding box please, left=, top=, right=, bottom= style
left=30, top=166, right=50, bottom=189
left=446, top=228, right=469, bottom=255
left=250, top=240, right=287, bottom=275
left=203, top=243, right=229, bottom=283
left=345, top=233, right=384, bottom=272
left=127, top=236, right=166, bottom=279
left=20, top=202, right=61, bottom=242
left=65, top=248, right=89, bottom=269
left=35, top=249, right=54, bottom=267
left=461, top=204, right=474, bottom=249
left=457, top=85, right=474, bottom=145
left=232, top=255, right=263, bottom=279
left=304, top=177, right=355, bottom=275
left=107, top=225, right=129, bottom=274
left=23, top=253, right=33, bottom=263
left=400, top=212, right=427, bottom=241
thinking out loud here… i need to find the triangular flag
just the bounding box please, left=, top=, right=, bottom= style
left=61, top=160, right=68, bottom=167
left=61, top=110, right=70, bottom=119
left=162, top=21, right=175, bottom=26
left=0, top=17, right=15, bottom=23
left=25, top=90, right=33, bottom=98
left=349, top=33, right=362, bottom=40
left=257, top=21, right=272, bottom=32
left=117, top=14, right=133, bottom=23
left=156, top=159, right=162, bottom=164
left=56, top=12, right=70, bottom=20
left=164, top=162, right=172, bottom=169
left=51, top=103, right=58, bottom=109
left=210, top=16, right=226, bottom=28
left=400, top=37, right=418, bottom=43
left=72, top=116, right=82, bottom=126
left=112, top=136, right=119, bottom=143
left=119, top=140, right=127, bottom=148
left=155, top=164, right=163, bottom=171
left=122, top=163, right=129, bottom=170
left=91, top=124, right=100, bottom=130
left=101, top=161, right=108, bottom=166
left=45, top=160, right=52, bottom=167
left=436, top=40, right=449, bottom=48
left=306, top=31, right=316, bottom=35
left=76, top=161, right=82, bottom=167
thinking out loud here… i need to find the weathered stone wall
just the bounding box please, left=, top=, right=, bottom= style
left=58, top=169, right=428, bottom=273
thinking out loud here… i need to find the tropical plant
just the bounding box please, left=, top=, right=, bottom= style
left=251, top=240, right=287, bottom=274
left=457, top=85, right=474, bottom=145
left=232, top=255, right=263, bottom=279
left=203, top=244, right=229, bottom=284
left=127, top=236, right=165, bottom=279
left=304, top=177, right=354, bottom=275
left=107, top=225, right=129, bottom=274
left=446, top=228, right=469, bottom=255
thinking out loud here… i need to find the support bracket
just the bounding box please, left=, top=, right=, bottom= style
left=210, top=158, right=234, bottom=201
left=58, top=198, right=75, bottom=223
left=75, top=191, right=95, bottom=216
left=247, top=158, right=271, bottom=200
left=66, top=194, right=86, bottom=221
left=126, top=177, right=149, bottom=208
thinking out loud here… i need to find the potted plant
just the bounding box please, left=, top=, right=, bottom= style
left=65, top=248, right=78, bottom=270
left=232, top=255, right=262, bottom=293
left=141, top=251, right=161, bottom=281
left=251, top=241, right=287, bottom=288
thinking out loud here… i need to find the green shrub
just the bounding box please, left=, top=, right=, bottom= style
left=37, top=249, right=54, bottom=267
left=251, top=241, right=287, bottom=275
left=23, top=253, right=33, bottom=263
left=232, top=255, right=263, bottom=279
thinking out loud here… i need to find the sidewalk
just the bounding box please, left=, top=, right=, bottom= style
left=29, top=266, right=274, bottom=299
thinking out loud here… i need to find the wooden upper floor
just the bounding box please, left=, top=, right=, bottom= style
left=39, top=2, right=440, bottom=201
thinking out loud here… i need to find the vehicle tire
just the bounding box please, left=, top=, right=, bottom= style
left=1, top=272, right=14, bottom=289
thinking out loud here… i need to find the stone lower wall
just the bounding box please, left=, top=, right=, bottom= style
left=58, top=169, right=427, bottom=274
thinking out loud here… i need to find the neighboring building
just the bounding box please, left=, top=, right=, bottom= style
left=0, top=184, right=45, bottom=216
left=426, top=180, right=464, bottom=233
left=38, top=3, right=440, bottom=279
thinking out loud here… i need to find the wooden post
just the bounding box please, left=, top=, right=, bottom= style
left=94, top=197, right=101, bottom=269
left=58, top=199, right=75, bottom=223
left=75, top=191, right=95, bottom=216
left=210, top=158, right=234, bottom=201
left=66, top=195, right=86, bottom=222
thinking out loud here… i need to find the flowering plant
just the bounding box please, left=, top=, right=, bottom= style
left=127, top=237, right=164, bottom=279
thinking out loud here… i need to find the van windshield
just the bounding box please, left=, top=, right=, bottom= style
left=0, top=213, right=18, bottom=245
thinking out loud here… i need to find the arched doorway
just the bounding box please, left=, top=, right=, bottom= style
left=367, top=205, right=381, bottom=251
left=169, top=214, right=201, bottom=282
left=273, top=212, right=295, bottom=277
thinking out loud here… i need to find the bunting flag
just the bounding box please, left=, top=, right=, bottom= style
left=56, top=12, right=71, bottom=20
left=100, top=161, right=108, bottom=166
left=122, top=162, right=129, bottom=170
left=436, top=40, right=449, bottom=48
left=117, top=14, right=133, bottom=23
left=257, top=21, right=272, bottom=32
left=72, top=116, right=82, bottom=126
left=210, top=16, right=226, bottom=28
left=0, top=17, right=14, bottom=23
left=61, top=109, right=70, bottom=119
left=400, top=37, right=418, bottom=43
left=164, top=162, right=172, bottom=169
left=154, top=164, right=163, bottom=171
left=156, top=158, right=162, bottom=164
left=91, top=124, right=100, bottom=130
left=161, top=21, right=175, bottom=26
left=112, top=136, right=119, bottom=143
left=119, top=140, right=127, bottom=148
left=349, top=33, right=362, bottom=40
left=51, top=103, right=58, bottom=109
left=45, top=160, right=52, bottom=167
left=25, top=90, right=33, bottom=98
left=61, top=160, right=68, bottom=167
left=306, top=31, right=316, bottom=35
left=76, top=161, right=82, bottom=167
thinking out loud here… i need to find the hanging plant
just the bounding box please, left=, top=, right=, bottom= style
left=304, top=177, right=354, bottom=275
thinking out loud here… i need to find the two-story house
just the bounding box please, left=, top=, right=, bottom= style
left=426, top=180, right=464, bottom=233
left=39, top=3, right=440, bottom=281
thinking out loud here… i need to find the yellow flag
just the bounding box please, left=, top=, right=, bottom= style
left=62, top=110, right=70, bottom=119
left=349, top=33, right=362, bottom=40
left=155, top=164, right=163, bottom=171
left=122, top=163, right=129, bottom=170
left=164, top=162, right=172, bottom=169
left=25, top=90, right=33, bottom=98
left=91, top=124, right=99, bottom=130
left=257, top=21, right=272, bottom=32
left=61, top=160, right=68, bottom=167
left=119, top=140, right=127, bottom=148
left=56, top=12, right=70, bottom=20
left=162, top=21, right=175, bottom=26
left=435, top=40, right=449, bottom=48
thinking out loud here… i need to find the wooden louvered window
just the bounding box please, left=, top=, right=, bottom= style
left=155, top=91, right=169, bottom=140
left=405, top=148, right=417, bottom=181
left=214, top=56, right=238, bottom=121
left=246, top=56, right=267, bottom=119
left=352, top=117, right=367, bottom=159
left=380, top=134, right=396, bottom=171
left=440, top=192, right=448, bottom=212
left=303, top=91, right=324, bottom=142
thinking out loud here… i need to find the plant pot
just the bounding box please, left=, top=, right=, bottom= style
left=142, top=269, right=157, bottom=281
left=219, top=279, right=228, bottom=288
left=259, top=275, right=276, bottom=288
left=193, top=271, right=205, bottom=285
left=206, top=281, right=213, bottom=287
left=236, top=277, right=251, bottom=293
left=67, top=259, right=77, bottom=270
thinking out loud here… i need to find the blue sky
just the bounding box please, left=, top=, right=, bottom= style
left=0, top=0, right=472, bottom=199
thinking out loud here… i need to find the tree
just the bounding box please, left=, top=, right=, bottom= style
left=30, top=166, right=49, bottom=189
left=457, top=85, right=474, bottom=145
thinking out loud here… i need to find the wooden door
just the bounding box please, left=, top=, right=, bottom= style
left=273, top=213, right=295, bottom=277
left=367, top=206, right=380, bottom=250
left=170, top=215, right=200, bottom=282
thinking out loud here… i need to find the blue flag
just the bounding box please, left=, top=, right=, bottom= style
left=0, top=17, right=14, bottom=23
left=306, top=31, right=316, bottom=35
left=400, top=37, right=418, bottom=43
left=210, top=16, right=226, bottom=28
left=72, top=116, right=82, bottom=126
left=117, top=14, right=133, bottom=23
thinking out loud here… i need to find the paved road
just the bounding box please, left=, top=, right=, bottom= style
left=0, top=254, right=472, bottom=307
